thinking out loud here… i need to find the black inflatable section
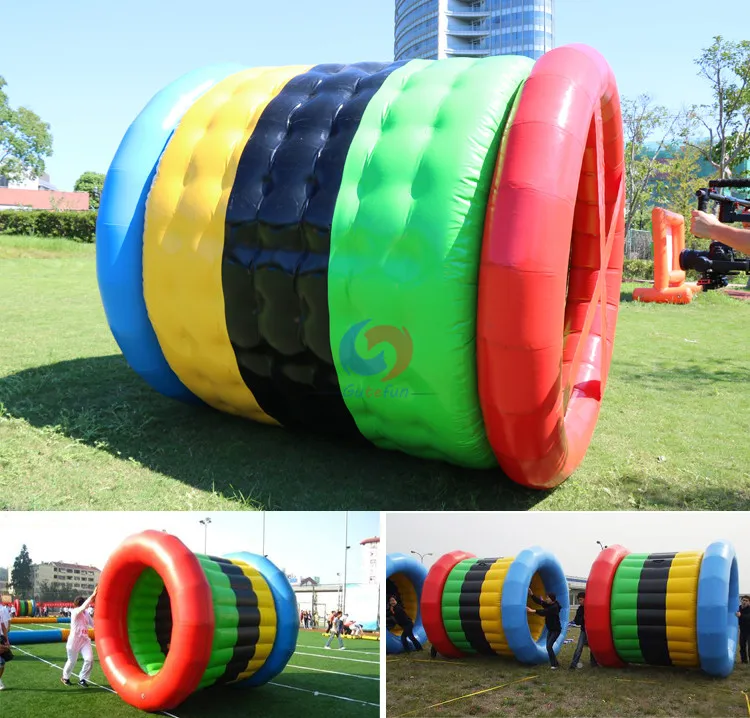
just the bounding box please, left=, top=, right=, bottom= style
left=637, top=553, right=675, bottom=667
left=155, top=587, right=172, bottom=659
left=212, top=557, right=261, bottom=685
left=223, top=62, right=405, bottom=434
left=459, top=559, right=497, bottom=656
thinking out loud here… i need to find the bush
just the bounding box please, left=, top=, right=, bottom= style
left=622, top=258, right=653, bottom=280
left=0, top=210, right=97, bottom=242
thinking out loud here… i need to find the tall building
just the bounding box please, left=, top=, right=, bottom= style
left=33, top=561, right=101, bottom=595
left=360, top=536, right=380, bottom=585
left=394, top=0, right=554, bottom=62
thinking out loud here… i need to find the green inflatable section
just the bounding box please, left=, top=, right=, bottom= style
left=125, top=556, right=246, bottom=687
left=441, top=558, right=478, bottom=653
left=611, top=554, right=647, bottom=664
left=329, top=55, right=534, bottom=468
left=127, top=568, right=167, bottom=675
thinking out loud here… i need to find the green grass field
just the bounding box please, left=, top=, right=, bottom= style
left=1, top=623, right=379, bottom=718
left=1, top=235, right=749, bottom=510
left=386, top=631, right=749, bottom=717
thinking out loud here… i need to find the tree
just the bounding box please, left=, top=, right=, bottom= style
left=74, top=171, right=105, bottom=209
left=652, top=142, right=706, bottom=248
left=11, top=545, right=34, bottom=597
left=684, top=36, right=750, bottom=178
left=622, top=94, right=680, bottom=235
left=0, top=76, right=53, bottom=183
left=36, top=581, right=78, bottom=603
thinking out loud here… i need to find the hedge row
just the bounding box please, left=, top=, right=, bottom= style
left=0, top=210, right=97, bottom=242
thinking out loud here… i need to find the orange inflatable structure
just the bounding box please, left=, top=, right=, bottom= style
left=633, top=208, right=701, bottom=304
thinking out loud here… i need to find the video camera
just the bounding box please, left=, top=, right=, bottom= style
left=678, top=178, right=750, bottom=290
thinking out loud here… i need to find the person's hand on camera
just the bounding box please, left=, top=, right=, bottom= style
left=691, top=209, right=722, bottom=239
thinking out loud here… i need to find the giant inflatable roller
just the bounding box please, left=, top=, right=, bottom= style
left=94, top=530, right=298, bottom=712
left=385, top=553, right=428, bottom=654
left=97, top=44, right=625, bottom=489
left=419, top=547, right=569, bottom=663
left=586, top=541, right=739, bottom=677
left=12, top=599, right=36, bottom=617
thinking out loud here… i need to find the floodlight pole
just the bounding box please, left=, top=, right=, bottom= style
left=199, top=517, right=212, bottom=554
left=342, top=511, right=350, bottom=614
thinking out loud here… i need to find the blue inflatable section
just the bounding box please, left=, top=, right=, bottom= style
left=501, top=546, right=569, bottom=665
left=697, top=540, right=738, bottom=678
left=9, top=629, right=65, bottom=645
left=96, top=64, right=243, bottom=401
left=386, top=553, right=428, bottom=654
left=224, top=551, right=299, bottom=686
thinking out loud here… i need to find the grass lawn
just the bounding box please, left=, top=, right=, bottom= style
left=386, top=632, right=749, bottom=717
left=2, top=623, right=379, bottom=717
left=1, top=234, right=749, bottom=511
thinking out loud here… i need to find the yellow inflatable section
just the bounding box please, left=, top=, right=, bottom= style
left=391, top=572, right=418, bottom=637
left=228, top=558, right=278, bottom=681
left=665, top=550, right=701, bottom=667
left=478, top=559, right=545, bottom=656
left=143, top=66, right=311, bottom=422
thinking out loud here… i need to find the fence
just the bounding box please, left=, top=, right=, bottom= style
left=624, top=229, right=653, bottom=260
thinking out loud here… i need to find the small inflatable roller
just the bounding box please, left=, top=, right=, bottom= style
left=421, top=547, right=569, bottom=663
left=385, top=553, right=428, bottom=654
left=12, top=599, right=35, bottom=617
left=95, top=530, right=298, bottom=712
left=586, top=540, right=739, bottom=677
left=97, top=44, right=625, bottom=489
left=9, top=628, right=95, bottom=645
left=10, top=616, right=70, bottom=624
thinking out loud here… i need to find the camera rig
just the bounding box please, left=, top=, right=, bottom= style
left=679, top=178, right=750, bottom=290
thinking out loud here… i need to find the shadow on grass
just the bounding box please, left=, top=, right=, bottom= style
left=617, top=473, right=750, bottom=511
left=0, top=355, right=550, bottom=511
left=615, top=358, right=750, bottom=389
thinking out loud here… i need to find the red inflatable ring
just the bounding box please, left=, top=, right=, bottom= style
left=585, top=544, right=630, bottom=667
left=420, top=550, right=476, bottom=658
left=478, top=44, right=625, bottom=489
left=95, top=530, right=215, bottom=711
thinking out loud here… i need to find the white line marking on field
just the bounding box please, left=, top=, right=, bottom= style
left=268, top=680, right=379, bottom=707
left=286, top=663, right=379, bottom=681
left=294, top=650, right=379, bottom=665
left=296, top=644, right=379, bottom=656
left=9, top=645, right=181, bottom=718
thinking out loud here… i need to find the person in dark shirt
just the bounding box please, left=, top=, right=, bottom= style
left=527, top=587, right=562, bottom=669
left=569, top=591, right=597, bottom=669
left=389, top=596, right=422, bottom=652
left=736, top=595, right=750, bottom=663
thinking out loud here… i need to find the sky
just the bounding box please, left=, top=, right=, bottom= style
left=386, top=511, right=750, bottom=587
left=0, top=511, right=380, bottom=585
left=1, top=0, right=745, bottom=190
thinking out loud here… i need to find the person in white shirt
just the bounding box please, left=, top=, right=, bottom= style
left=0, top=604, right=10, bottom=636
left=61, top=587, right=97, bottom=687
left=0, top=607, right=9, bottom=690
